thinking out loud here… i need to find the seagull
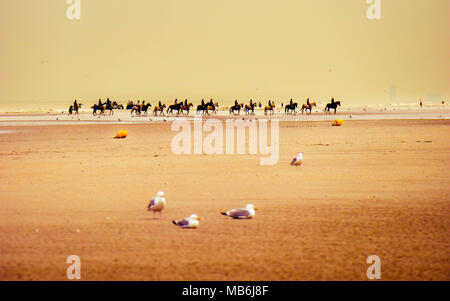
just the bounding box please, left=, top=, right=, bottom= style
left=290, top=152, right=303, bottom=167
left=172, top=214, right=200, bottom=229
left=147, top=191, right=166, bottom=219
left=221, top=204, right=258, bottom=219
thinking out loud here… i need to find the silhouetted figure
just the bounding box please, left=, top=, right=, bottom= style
left=307, top=98, right=310, bottom=106
left=174, top=99, right=178, bottom=105
left=98, top=99, right=102, bottom=107
left=202, top=99, right=205, bottom=106
left=184, top=99, right=188, bottom=107
left=235, top=100, right=238, bottom=106
left=420, top=98, right=423, bottom=108
left=331, top=98, right=335, bottom=104
left=159, top=100, right=162, bottom=107
left=290, top=99, right=293, bottom=106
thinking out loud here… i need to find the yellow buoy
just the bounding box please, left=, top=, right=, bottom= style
left=332, top=119, right=343, bottom=126
left=114, top=130, right=128, bottom=139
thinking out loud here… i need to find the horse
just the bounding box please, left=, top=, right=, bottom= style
left=244, top=103, right=256, bottom=115
left=153, top=104, right=166, bottom=116
left=167, top=103, right=183, bottom=115
left=180, top=103, right=193, bottom=115
left=285, top=103, right=298, bottom=115
left=301, top=102, right=317, bottom=115
left=264, top=103, right=274, bottom=116
left=131, top=103, right=152, bottom=116
left=103, top=103, right=114, bottom=115
left=68, top=103, right=82, bottom=115
left=91, top=104, right=105, bottom=115
left=206, top=102, right=219, bottom=115
left=196, top=104, right=207, bottom=115
left=324, top=101, right=341, bottom=114
left=112, top=101, right=124, bottom=110
left=229, top=103, right=243, bottom=115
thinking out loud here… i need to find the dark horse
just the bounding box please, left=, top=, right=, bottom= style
left=229, top=103, right=243, bottom=115
left=324, top=101, right=341, bottom=114
left=167, top=103, right=183, bottom=115
left=91, top=104, right=104, bottom=115
left=285, top=103, right=298, bottom=115
left=68, top=103, right=82, bottom=115
left=196, top=104, right=207, bottom=115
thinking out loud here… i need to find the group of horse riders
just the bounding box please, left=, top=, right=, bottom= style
left=284, top=97, right=341, bottom=115
left=69, top=96, right=341, bottom=116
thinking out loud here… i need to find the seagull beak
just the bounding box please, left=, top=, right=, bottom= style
left=196, top=217, right=201, bottom=221
left=254, top=207, right=258, bottom=211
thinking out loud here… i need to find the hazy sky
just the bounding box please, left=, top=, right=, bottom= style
left=0, top=0, right=449, bottom=107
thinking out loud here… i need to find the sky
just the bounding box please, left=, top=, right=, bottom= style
left=0, top=0, right=449, bottom=108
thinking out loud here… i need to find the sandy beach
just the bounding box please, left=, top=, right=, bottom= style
left=0, top=113, right=449, bottom=281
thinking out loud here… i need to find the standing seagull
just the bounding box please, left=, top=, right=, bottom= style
left=290, top=152, right=303, bottom=167
left=172, top=214, right=200, bottom=229
left=147, top=191, right=166, bottom=219
left=221, top=204, right=258, bottom=219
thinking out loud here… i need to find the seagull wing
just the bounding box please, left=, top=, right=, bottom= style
left=173, top=218, right=190, bottom=227
left=228, top=209, right=251, bottom=219
left=147, top=198, right=155, bottom=210
left=290, top=157, right=297, bottom=165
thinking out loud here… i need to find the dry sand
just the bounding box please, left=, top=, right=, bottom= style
left=0, top=118, right=449, bottom=280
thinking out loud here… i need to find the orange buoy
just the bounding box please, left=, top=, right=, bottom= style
left=332, top=119, right=343, bottom=126
left=114, top=130, right=128, bottom=139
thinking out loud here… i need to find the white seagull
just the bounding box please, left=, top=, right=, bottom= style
left=172, top=214, right=200, bottom=229
left=147, top=191, right=166, bottom=219
left=221, top=204, right=258, bottom=219
left=290, top=152, right=303, bottom=167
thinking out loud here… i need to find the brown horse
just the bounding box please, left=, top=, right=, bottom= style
left=245, top=103, right=256, bottom=115
left=131, top=103, right=152, bottom=116
left=301, top=102, right=316, bottom=115
left=180, top=103, right=193, bottom=115
left=153, top=104, right=166, bottom=116
left=206, top=102, right=219, bottom=115
left=264, top=101, right=275, bottom=116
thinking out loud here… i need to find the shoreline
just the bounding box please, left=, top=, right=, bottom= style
left=0, top=108, right=449, bottom=127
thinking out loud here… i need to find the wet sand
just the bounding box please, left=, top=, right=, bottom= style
left=0, top=118, right=449, bottom=280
